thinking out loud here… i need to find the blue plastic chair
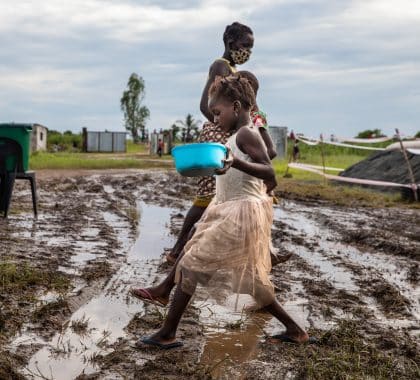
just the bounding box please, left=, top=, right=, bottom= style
left=0, top=137, right=37, bottom=218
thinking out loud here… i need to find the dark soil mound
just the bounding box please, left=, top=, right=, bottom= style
left=340, top=150, right=420, bottom=198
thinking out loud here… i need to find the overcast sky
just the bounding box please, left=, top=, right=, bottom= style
left=1, top=0, right=419, bottom=138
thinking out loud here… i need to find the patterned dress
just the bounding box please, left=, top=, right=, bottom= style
left=193, top=122, right=231, bottom=207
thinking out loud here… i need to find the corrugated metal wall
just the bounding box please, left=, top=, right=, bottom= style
left=268, top=126, right=288, bottom=158
left=86, top=131, right=127, bottom=152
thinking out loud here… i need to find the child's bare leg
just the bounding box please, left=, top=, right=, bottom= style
left=263, top=300, right=309, bottom=343
left=142, top=284, right=193, bottom=345
left=132, top=241, right=190, bottom=302
left=167, top=205, right=206, bottom=260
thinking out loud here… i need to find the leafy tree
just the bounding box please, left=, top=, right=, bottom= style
left=120, top=73, right=150, bottom=142
left=415, top=131, right=420, bottom=138
left=170, top=123, right=181, bottom=141
left=355, top=129, right=385, bottom=138
left=175, top=114, right=201, bottom=142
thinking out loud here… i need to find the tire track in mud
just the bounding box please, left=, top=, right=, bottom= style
left=2, top=172, right=418, bottom=379
left=273, top=202, right=419, bottom=325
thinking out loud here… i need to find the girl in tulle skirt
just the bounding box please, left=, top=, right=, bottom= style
left=137, top=75, right=311, bottom=349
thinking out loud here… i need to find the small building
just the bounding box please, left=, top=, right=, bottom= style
left=31, top=123, right=48, bottom=152
left=82, top=128, right=127, bottom=153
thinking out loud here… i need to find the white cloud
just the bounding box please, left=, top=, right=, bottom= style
left=0, top=0, right=281, bottom=42
left=0, top=1, right=419, bottom=136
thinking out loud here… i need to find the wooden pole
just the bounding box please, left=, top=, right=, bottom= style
left=283, top=134, right=294, bottom=178
left=395, top=128, right=418, bottom=201
left=320, top=133, right=327, bottom=184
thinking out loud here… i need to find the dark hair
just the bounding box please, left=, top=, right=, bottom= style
left=223, top=22, right=253, bottom=46
left=236, top=71, right=259, bottom=95
left=209, top=75, right=255, bottom=110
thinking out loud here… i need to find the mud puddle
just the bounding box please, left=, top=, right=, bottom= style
left=19, top=202, right=177, bottom=379
left=274, top=203, right=419, bottom=329
left=2, top=171, right=418, bottom=379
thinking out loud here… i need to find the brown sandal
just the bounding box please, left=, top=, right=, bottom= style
left=130, top=288, right=168, bottom=307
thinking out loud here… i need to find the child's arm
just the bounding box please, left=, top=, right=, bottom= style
left=259, top=128, right=277, bottom=160
left=200, top=61, right=232, bottom=122
left=252, top=111, right=277, bottom=159
left=232, top=127, right=276, bottom=183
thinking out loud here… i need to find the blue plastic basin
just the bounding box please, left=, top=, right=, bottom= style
left=172, top=143, right=227, bottom=177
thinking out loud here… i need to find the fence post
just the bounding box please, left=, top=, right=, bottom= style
left=395, top=128, right=418, bottom=201
left=320, top=134, right=327, bottom=185
left=82, top=127, right=87, bottom=152
left=284, top=135, right=294, bottom=178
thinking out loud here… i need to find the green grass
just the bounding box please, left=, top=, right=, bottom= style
left=126, top=140, right=149, bottom=154
left=277, top=179, right=408, bottom=208
left=29, top=151, right=172, bottom=170
left=273, top=143, right=419, bottom=207
left=289, top=320, right=420, bottom=380
left=275, top=139, right=386, bottom=181
left=0, top=261, right=70, bottom=292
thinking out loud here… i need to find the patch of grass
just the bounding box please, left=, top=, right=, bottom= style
left=0, top=262, right=70, bottom=293
left=29, top=151, right=172, bottom=170
left=276, top=179, right=405, bottom=208
left=127, top=140, right=149, bottom=154
left=71, top=315, right=90, bottom=335
left=279, top=320, right=419, bottom=380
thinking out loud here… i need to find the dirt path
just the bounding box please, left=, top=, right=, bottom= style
left=0, top=170, right=418, bottom=379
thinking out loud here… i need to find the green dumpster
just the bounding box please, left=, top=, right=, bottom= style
left=0, top=123, right=33, bottom=172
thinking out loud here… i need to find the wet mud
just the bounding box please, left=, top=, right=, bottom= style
left=0, top=169, right=418, bottom=379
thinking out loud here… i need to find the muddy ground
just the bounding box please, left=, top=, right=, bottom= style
left=0, top=169, right=419, bottom=379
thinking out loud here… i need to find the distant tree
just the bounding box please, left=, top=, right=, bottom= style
left=120, top=73, right=150, bottom=142
left=170, top=123, right=181, bottom=141
left=175, top=114, right=201, bottom=142
left=415, top=131, right=420, bottom=138
left=355, top=129, right=385, bottom=138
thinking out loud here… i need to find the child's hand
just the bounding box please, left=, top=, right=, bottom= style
left=264, top=177, right=277, bottom=193
left=215, top=147, right=234, bottom=175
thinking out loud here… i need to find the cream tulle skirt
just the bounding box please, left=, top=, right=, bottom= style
left=175, top=196, right=275, bottom=308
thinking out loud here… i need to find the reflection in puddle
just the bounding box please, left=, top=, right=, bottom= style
left=130, top=203, right=173, bottom=261
left=15, top=197, right=418, bottom=378
left=22, top=202, right=177, bottom=380
left=201, top=315, right=270, bottom=379
left=199, top=294, right=272, bottom=378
